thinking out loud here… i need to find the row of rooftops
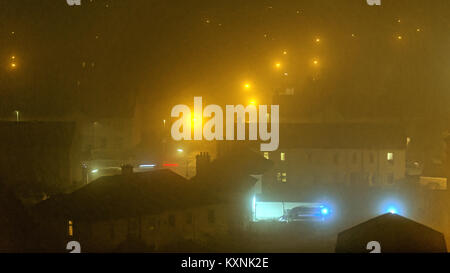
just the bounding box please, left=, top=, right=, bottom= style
left=34, top=150, right=271, bottom=221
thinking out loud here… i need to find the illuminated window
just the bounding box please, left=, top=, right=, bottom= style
left=276, top=172, right=281, bottom=182
left=281, top=152, right=285, bottom=161
left=263, top=152, right=269, bottom=160
left=281, top=172, right=287, bottom=183
left=68, top=220, right=73, bottom=237
left=387, top=152, right=394, bottom=162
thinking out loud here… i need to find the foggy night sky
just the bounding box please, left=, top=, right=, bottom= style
left=0, top=0, right=449, bottom=127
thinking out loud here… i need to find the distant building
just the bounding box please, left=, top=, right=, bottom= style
left=261, top=123, right=407, bottom=198
left=0, top=121, right=77, bottom=199
left=77, top=117, right=139, bottom=183
left=218, top=123, right=407, bottom=198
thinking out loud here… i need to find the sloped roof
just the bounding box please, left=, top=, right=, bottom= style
left=335, top=213, right=447, bottom=253
left=35, top=166, right=258, bottom=221
left=35, top=169, right=193, bottom=220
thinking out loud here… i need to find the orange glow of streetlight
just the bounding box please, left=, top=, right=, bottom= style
left=249, top=99, right=257, bottom=105
left=275, top=62, right=281, bottom=69
left=192, top=113, right=202, bottom=123
left=10, top=63, right=17, bottom=69
left=397, top=35, right=403, bottom=40
left=282, top=50, right=287, bottom=55
left=243, top=82, right=251, bottom=89
left=315, top=37, right=321, bottom=43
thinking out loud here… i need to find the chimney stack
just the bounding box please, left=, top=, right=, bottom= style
left=121, top=164, right=134, bottom=176
left=196, top=152, right=211, bottom=176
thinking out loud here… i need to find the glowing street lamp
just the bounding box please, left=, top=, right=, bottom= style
left=177, top=148, right=184, bottom=153
left=249, top=99, right=257, bottom=105
left=243, top=82, right=251, bottom=90
left=315, top=37, right=321, bottom=43
left=14, top=110, right=19, bottom=122
left=9, top=55, right=17, bottom=70
left=275, top=62, right=281, bottom=69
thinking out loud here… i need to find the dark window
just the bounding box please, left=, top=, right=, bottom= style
left=307, top=152, right=312, bottom=163
left=350, top=173, right=358, bottom=186
left=186, top=213, right=193, bottom=224
left=147, top=217, right=156, bottom=231
left=110, top=222, right=115, bottom=239
left=208, top=210, right=215, bottom=224
left=352, top=153, right=357, bottom=164
left=117, top=137, right=124, bottom=148
left=101, top=137, right=107, bottom=149
left=128, top=217, right=139, bottom=238
left=168, top=215, right=175, bottom=227
left=333, top=153, right=339, bottom=164
left=387, top=173, right=394, bottom=184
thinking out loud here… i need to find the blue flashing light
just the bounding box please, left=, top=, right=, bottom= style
left=378, top=197, right=405, bottom=216
left=387, top=207, right=397, bottom=214
left=321, top=207, right=329, bottom=215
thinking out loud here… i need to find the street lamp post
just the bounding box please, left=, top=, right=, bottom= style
left=14, top=110, right=19, bottom=122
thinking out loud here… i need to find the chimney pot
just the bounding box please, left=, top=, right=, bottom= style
left=121, top=164, right=134, bottom=175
